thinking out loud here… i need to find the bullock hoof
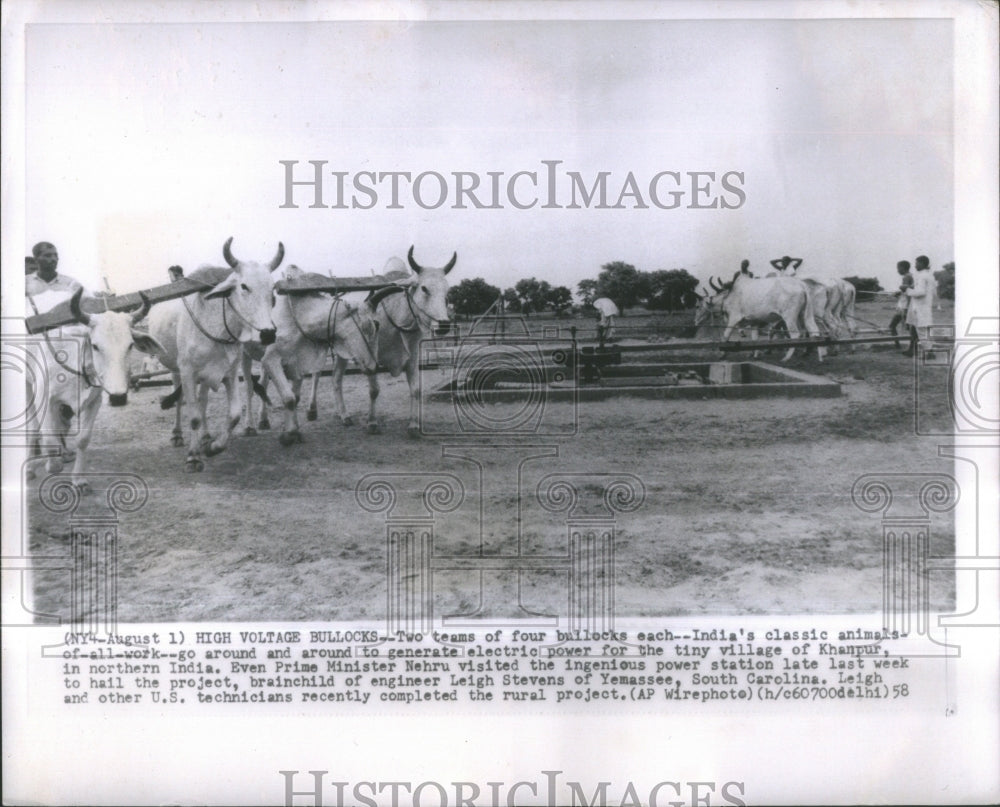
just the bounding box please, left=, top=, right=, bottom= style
left=307, top=407, right=318, bottom=422
left=185, top=457, right=204, bottom=473
left=46, top=457, right=64, bottom=474
left=367, top=422, right=380, bottom=435
left=204, top=442, right=226, bottom=457
left=278, top=430, right=302, bottom=447
left=74, top=481, right=93, bottom=496
left=200, top=433, right=214, bottom=448
left=170, top=433, right=184, bottom=447
left=407, top=425, right=421, bottom=439
left=258, top=417, right=271, bottom=431
left=62, top=449, right=76, bottom=463
left=342, top=415, right=355, bottom=427
left=244, top=427, right=258, bottom=437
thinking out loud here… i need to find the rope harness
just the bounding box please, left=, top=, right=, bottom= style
left=26, top=294, right=98, bottom=387
left=380, top=285, right=437, bottom=334
left=181, top=287, right=273, bottom=345
left=287, top=294, right=379, bottom=368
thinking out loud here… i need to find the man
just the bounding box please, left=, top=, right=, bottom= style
left=168, top=265, right=184, bottom=282
left=888, top=260, right=914, bottom=348
left=903, top=255, right=935, bottom=358
left=25, top=242, right=84, bottom=297
left=769, top=255, right=803, bottom=274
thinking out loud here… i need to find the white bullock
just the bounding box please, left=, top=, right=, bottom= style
left=330, top=246, right=456, bottom=437
left=695, top=271, right=825, bottom=362
left=241, top=267, right=398, bottom=445
left=770, top=262, right=858, bottom=346
left=148, top=238, right=282, bottom=471
left=26, top=289, right=162, bottom=491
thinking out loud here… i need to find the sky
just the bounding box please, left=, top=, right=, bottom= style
left=23, top=18, right=953, bottom=297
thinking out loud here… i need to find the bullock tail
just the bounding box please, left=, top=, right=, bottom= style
left=160, top=386, right=182, bottom=410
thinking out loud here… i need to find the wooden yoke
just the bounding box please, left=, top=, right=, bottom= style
left=274, top=271, right=403, bottom=296
left=25, top=268, right=405, bottom=333
left=25, top=276, right=218, bottom=334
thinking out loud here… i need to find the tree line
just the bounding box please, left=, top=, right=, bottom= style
left=445, top=260, right=955, bottom=318
left=447, top=261, right=701, bottom=317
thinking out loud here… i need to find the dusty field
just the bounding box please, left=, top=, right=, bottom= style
left=25, top=301, right=956, bottom=621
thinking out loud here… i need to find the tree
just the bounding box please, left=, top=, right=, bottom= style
left=644, top=269, right=700, bottom=310
left=514, top=277, right=551, bottom=315
left=546, top=285, right=574, bottom=316
left=596, top=261, right=646, bottom=311
left=576, top=278, right=599, bottom=308
left=934, top=262, right=955, bottom=300
left=502, top=287, right=522, bottom=313
left=447, top=277, right=501, bottom=317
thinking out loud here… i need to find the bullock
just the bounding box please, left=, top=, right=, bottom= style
left=240, top=266, right=398, bottom=445
left=26, top=289, right=162, bottom=491
left=330, top=246, right=456, bottom=437
left=770, top=261, right=858, bottom=346
left=148, top=238, right=282, bottom=471
left=832, top=278, right=858, bottom=338
left=695, top=271, right=825, bottom=362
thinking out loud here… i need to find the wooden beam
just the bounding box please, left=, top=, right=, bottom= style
left=25, top=269, right=406, bottom=332
left=25, top=277, right=215, bottom=334
left=274, top=272, right=402, bottom=295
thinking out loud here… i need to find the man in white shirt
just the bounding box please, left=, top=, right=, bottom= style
left=25, top=242, right=84, bottom=297
left=903, top=254, right=935, bottom=358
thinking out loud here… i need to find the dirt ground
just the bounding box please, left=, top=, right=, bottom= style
left=24, top=300, right=956, bottom=621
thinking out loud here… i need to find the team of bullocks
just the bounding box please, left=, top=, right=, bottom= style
left=23, top=240, right=938, bottom=490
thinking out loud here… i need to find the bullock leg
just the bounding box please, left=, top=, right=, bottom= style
left=241, top=352, right=258, bottom=436
left=366, top=371, right=381, bottom=434
left=306, top=372, right=321, bottom=422
left=183, top=375, right=209, bottom=472
left=69, top=388, right=102, bottom=493
left=405, top=360, right=421, bottom=438
left=796, top=307, right=826, bottom=361
left=780, top=317, right=800, bottom=363
left=257, top=363, right=272, bottom=431
left=800, top=308, right=826, bottom=363
left=170, top=372, right=184, bottom=447
left=37, top=395, right=67, bottom=475
left=204, top=367, right=241, bottom=457
left=331, top=355, right=354, bottom=426
left=719, top=324, right=737, bottom=359
left=261, top=347, right=301, bottom=446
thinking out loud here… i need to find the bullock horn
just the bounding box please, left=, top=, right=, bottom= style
left=368, top=286, right=400, bottom=308
left=69, top=288, right=91, bottom=326
left=268, top=242, right=285, bottom=272
left=442, top=252, right=457, bottom=275
left=222, top=237, right=238, bottom=268
left=407, top=245, right=423, bottom=275
left=131, top=292, right=151, bottom=324
left=709, top=277, right=721, bottom=293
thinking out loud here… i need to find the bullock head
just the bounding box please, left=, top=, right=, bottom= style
left=693, top=277, right=726, bottom=326
left=69, top=289, right=164, bottom=406
left=404, top=246, right=457, bottom=336
left=205, top=236, right=282, bottom=344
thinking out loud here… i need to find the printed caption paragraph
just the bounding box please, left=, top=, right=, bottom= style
left=54, top=625, right=923, bottom=709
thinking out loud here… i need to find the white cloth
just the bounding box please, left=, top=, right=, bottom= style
left=905, top=269, right=934, bottom=328
left=25, top=272, right=83, bottom=297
